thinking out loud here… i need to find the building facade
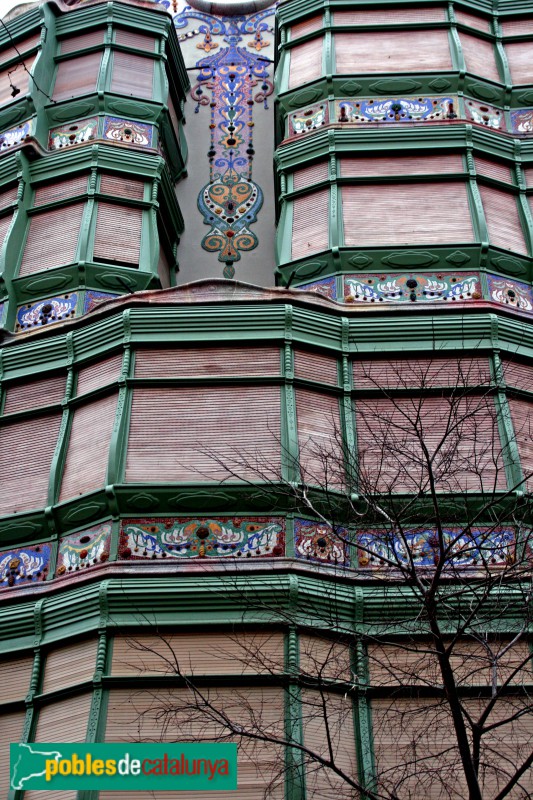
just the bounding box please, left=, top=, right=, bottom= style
left=0, top=0, right=533, bottom=798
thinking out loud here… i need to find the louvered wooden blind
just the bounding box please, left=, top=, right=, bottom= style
left=356, top=396, right=506, bottom=493
left=115, top=29, right=157, bottom=51
left=42, top=639, right=97, bottom=694
left=505, top=42, right=533, bottom=84
left=59, top=393, right=117, bottom=501
left=288, top=38, right=323, bottom=89
left=524, top=168, right=533, bottom=189
left=455, top=9, right=491, bottom=32
left=302, top=690, right=357, bottom=799
left=342, top=183, right=474, bottom=246
left=0, top=32, right=39, bottom=66
left=110, top=51, right=154, bottom=99
left=502, top=18, right=533, bottom=37
left=293, top=160, right=329, bottom=190
left=33, top=693, right=91, bottom=743
left=335, top=30, right=452, bottom=73
left=0, top=212, right=12, bottom=252
left=0, top=59, right=33, bottom=106
left=3, top=373, right=66, bottom=414
left=60, top=29, right=105, bottom=54
left=76, top=352, right=123, bottom=396
left=0, top=184, right=17, bottom=210
left=353, top=357, right=492, bottom=390
left=296, top=389, right=343, bottom=487
left=134, top=346, right=280, bottom=377
left=334, top=7, right=445, bottom=24
left=476, top=157, right=512, bottom=184
left=509, top=398, right=533, bottom=490
left=501, top=359, right=533, bottom=393
left=291, top=188, right=329, bottom=260
left=294, top=349, right=338, bottom=385
left=0, top=654, right=33, bottom=702
left=53, top=52, right=101, bottom=101
left=33, top=174, right=88, bottom=206
left=19, top=203, right=84, bottom=276
left=299, top=637, right=352, bottom=681
left=112, top=632, right=284, bottom=676
left=93, top=202, right=142, bottom=265
left=290, top=14, right=323, bottom=39
left=479, top=186, right=528, bottom=255
left=0, top=412, right=60, bottom=515
left=99, top=174, right=145, bottom=200
left=460, top=32, right=500, bottom=82
left=0, top=711, right=25, bottom=798
left=340, top=153, right=463, bottom=178
left=125, top=386, right=281, bottom=483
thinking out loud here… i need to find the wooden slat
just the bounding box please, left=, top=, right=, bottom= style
left=501, top=359, right=533, bottom=393
left=115, top=29, right=157, bottom=51
left=296, top=389, right=343, bottom=487
left=110, top=51, right=154, bottom=99
left=342, top=183, right=474, bottom=245
left=0, top=654, right=33, bottom=702
left=288, top=37, right=323, bottom=89
left=476, top=157, right=512, bottom=184
left=112, top=632, right=284, bottom=676
left=455, top=9, right=491, bottom=32
left=19, top=204, right=83, bottom=276
left=479, top=186, right=528, bottom=255
left=299, top=637, right=352, bottom=681
left=0, top=58, right=33, bottom=106
left=76, top=352, right=122, bottom=396
left=99, top=174, right=145, bottom=200
left=0, top=184, right=17, bottom=210
left=294, top=349, right=338, bottom=385
left=52, top=52, right=101, bottom=100
left=356, top=395, right=506, bottom=493
left=42, top=639, right=97, bottom=694
left=0, top=212, right=12, bottom=251
left=0, top=711, right=25, bottom=799
left=93, top=202, right=142, bottom=265
left=508, top=398, right=533, bottom=490
left=290, top=15, right=323, bottom=39
left=504, top=41, right=533, bottom=84
left=524, top=168, right=533, bottom=189
left=335, top=30, right=452, bottom=73
left=354, top=357, right=491, bottom=390
left=340, top=153, right=463, bottom=177
left=34, top=693, right=90, bottom=741
left=103, top=687, right=284, bottom=800
left=125, top=386, right=281, bottom=483
left=460, top=32, right=500, bottom=81
left=291, top=188, right=329, bottom=260
left=502, top=18, right=533, bottom=37
left=293, top=160, right=329, bottom=190
left=334, top=7, right=445, bottom=24
left=59, top=393, right=117, bottom=501
left=4, top=373, right=66, bottom=414
left=0, top=32, right=39, bottom=66
left=0, top=413, right=61, bottom=514
left=134, top=347, right=280, bottom=378
left=60, top=29, right=104, bottom=54
left=302, top=689, right=358, bottom=799
left=33, top=174, right=88, bottom=206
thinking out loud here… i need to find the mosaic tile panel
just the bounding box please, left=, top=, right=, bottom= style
left=103, top=116, right=154, bottom=148
left=298, top=277, right=337, bottom=300
left=16, top=294, right=77, bottom=332
left=358, top=528, right=515, bottom=569
left=344, top=273, right=481, bottom=304
left=0, top=119, right=32, bottom=151
left=48, top=117, right=97, bottom=149
left=294, top=519, right=349, bottom=566
left=510, top=108, right=533, bottom=135
left=464, top=99, right=503, bottom=129
left=56, top=523, right=111, bottom=576
left=289, top=103, right=328, bottom=136
left=487, top=274, right=533, bottom=312
left=84, top=290, right=120, bottom=314
left=0, top=543, right=51, bottom=588
left=119, top=517, right=285, bottom=560
left=336, top=96, right=456, bottom=124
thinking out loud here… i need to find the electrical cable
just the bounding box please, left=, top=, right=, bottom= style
left=0, top=17, right=56, bottom=104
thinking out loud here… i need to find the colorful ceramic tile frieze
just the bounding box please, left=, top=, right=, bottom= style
left=289, top=103, right=328, bottom=136
left=56, top=523, right=111, bottom=576
left=83, top=290, right=120, bottom=314
left=487, top=274, right=533, bottom=312
left=0, top=119, right=32, bottom=151
left=103, top=116, right=154, bottom=148
left=510, top=108, right=533, bottom=135
left=344, top=273, right=481, bottom=304
left=173, top=4, right=274, bottom=276
left=464, top=99, right=503, bottom=129
left=336, top=96, right=456, bottom=124
left=16, top=294, right=77, bottom=332
left=294, top=519, right=349, bottom=566
left=298, top=277, right=337, bottom=300
left=0, top=543, right=51, bottom=588
left=357, top=528, right=515, bottom=569
left=119, top=517, right=285, bottom=559
left=48, top=117, right=98, bottom=149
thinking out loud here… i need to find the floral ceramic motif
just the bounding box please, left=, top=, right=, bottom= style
left=294, top=519, right=349, bottom=566
left=16, top=294, right=77, bottom=332
left=487, top=275, right=533, bottom=312
left=344, top=274, right=481, bottom=304
left=0, top=544, right=51, bottom=588
left=56, top=523, right=112, bottom=576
